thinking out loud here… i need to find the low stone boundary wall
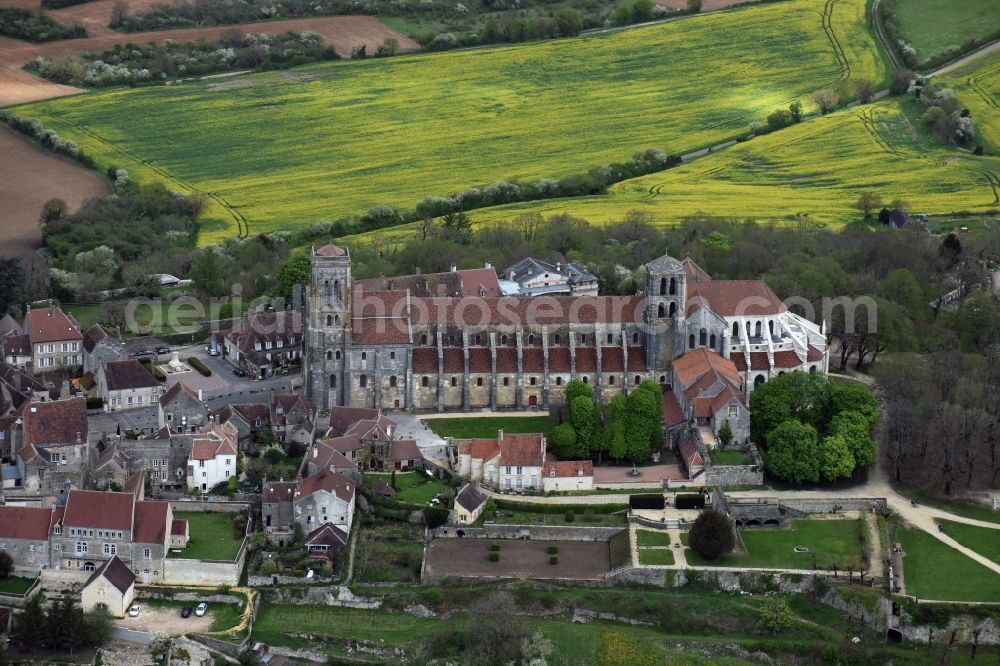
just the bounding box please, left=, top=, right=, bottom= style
left=431, top=525, right=621, bottom=541
left=705, top=464, right=763, bottom=487
left=188, top=633, right=248, bottom=659
left=169, top=500, right=252, bottom=514
left=0, top=577, right=41, bottom=608
left=247, top=573, right=336, bottom=586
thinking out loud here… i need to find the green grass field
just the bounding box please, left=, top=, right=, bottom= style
left=0, top=576, right=36, bottom=595
left=892, top=0, right=999, bottom=67
left=424, top=415, right=551, bottom=439
left=463, top=98, right=1000, bottom=230
left=366, top=471, right=448, bottom=504
left=938, top=520, right=1000, bottom=565
left=684, top=518, right=863, bottom=569
left=897, top=524, right=1000, bottom=603
left=13, top=0, right=884, bottom=242
left=171, top=512, right=244, bottom=561
left=711, top=449, right=755, bottom=466
left=638, top=548, right=676, bottom=566
left=942, top=50, right=1000, bottom=152
left=636, top=529, right=671, bottom=548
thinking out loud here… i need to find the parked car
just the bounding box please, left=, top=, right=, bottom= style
left=195, top=602, right=208, bottom=617
left=156, top=346, right=170, bottom=354
left=233, top=367, right=246, bottom=377
left=207, top=345, right=220, bottom=356
left=132, top=350, right=153, bottom=357
left=128, top=604, right=141, bottom=618
left=181, top=607, right=192, bottom=618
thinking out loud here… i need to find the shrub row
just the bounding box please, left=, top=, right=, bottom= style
left=0, top=111, right=97, bottom=170
left=493, top=499, right=627, bottom=515
left=41, top=0, right=92, bottom=8
left=0, top=7, right=86, bottom=42
left=674, top=494, right=705, bottom=510
left=30, top=31, right=339, bottom=88
left=879, top=0, right=1000, bottom=71
left=187, top=357, right=212, bottom=376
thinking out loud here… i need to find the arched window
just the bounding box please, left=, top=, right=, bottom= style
left=421, top=334, right=428, bottom=345
left=528, top=334, right=535, bottom=345
left=754, top=321, right=762, bottom=338
left=659, top=375, right=666, bottom=383
left=390, top=376, right=398, bottom=387
left=669, top=302, right=677, bottom=317
left=475, top=334, right=482, bottom=345
left=323, top=280, right=330, bottom=298
left=699, top=328, right=707, bottom=346
left=326, top=351, right=333, bottom=360
left=421, top=376, right=429, bottom=387
left=334, top=315, right=340, bottom=326
left=503, top=377, right=509, bottom=386
left=556, top=377, right=563, bottom=386
left=451, top=377, right=457, bottom=386
left=608, top=375, right=615, bottom=385
left=476, top=377, right=483, bottom=387
left=330, top=375, right=337, bottom=388
left=581, top=334, right=587, bottom=344
left=582, top=376, right=588, bottom=384
left=555, top=334, right=561, bottom=345
left=709, top=334, right=716, bottom=349
left=634, top=375, right=641, bottom=385
left=732, top=322, right=739, bottom=337
left=659, top=277, right=667, bottom=295
left=530, top=377, right=537, bottom=386
left=501, top=334, right=508, bottom=345
left=326, top=315, right=333, bottom=326
left=669, top=277, right=676, bottom=295
left=359, top=374, right=368, bottom=388
left=632, top=332, right=639, bottom=344
left=689, top=334, right=695, bottom=349
left=607, top=333, right=613, bottom=344
left=449, top=335, right=455, bottom=345
left=361, top=352, right=367, bottom=361
left=768, top=320, right=775, bottom=336
left=335, top=350, right=341, bottom=360
left=657, top=303, right=665, bottom=317
left=333, top=280, right=341, bottom=300
left=809, top=366, right=817, bottom=374
left=754, top=374, right=765, bottom=389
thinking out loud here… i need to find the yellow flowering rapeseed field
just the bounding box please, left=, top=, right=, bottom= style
left=941, top=50, right=1000, bottom=152
left=15, top=0, right=884, bottom=242
left=459, top=99, right=1000, bottom=229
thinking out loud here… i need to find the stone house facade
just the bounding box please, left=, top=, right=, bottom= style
left=82, top=325, right=126, bottom=375
left=12, top=397, right=89, bottom=496
left=261, top=471, right=356, bottom=547
left=0, top=505, right=56, bottom=575
left=158, top=382, right=208, bottom=434
left=96, top=359, right=162, bottom=412
left=671, top=348, right=751, bottom=443
left=24, top=305, right=83, bottom=374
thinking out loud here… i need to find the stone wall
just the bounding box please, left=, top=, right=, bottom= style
left=169, top=499, right=252, bottom=514
left=162, top=539, right=246, bottom=586
left=432, top=524, right=621, bottom=541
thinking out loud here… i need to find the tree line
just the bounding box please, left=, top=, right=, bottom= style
left=11, top=592, right=112, bottom=656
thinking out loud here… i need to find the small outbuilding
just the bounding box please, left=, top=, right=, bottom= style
left=452, top=483, right=487, bottom=525
left=80, top=555, right=136, bottom=618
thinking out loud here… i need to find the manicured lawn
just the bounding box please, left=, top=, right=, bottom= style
left=892, top=0, right=998, bottom=66
left=425, top=416, right=552, bottom=439
left=711, top=449, right=754, bottom=466
left=0, top=576, right=35, bottom=595
left=15, top=0, right=885, bottom=242
left=638, top=548, right=675, bottom=566
left=636, top=530, right=671, bottom=548
left=937, top=520, right=1000, bottom=566
left=685, top=518, right=863, bottom=569
left=897, top=524, right=1000, bottom=603
left=171, top=512, right=243, bottom=561
left=892, top=483, right=1000, bottom=524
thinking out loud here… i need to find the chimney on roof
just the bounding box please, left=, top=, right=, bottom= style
left=49, top=304, right=55, bottom=318
left=450, top=264, right=457, bottom=272
left=498, top=428, right=503, bottom=442
left=313, top=446, right=318, bottom=459
left=556, top=261, right=562, bottom=273
left=415, top=266, right=421, bottom=275
left=485, top=260, right=492, bottom=269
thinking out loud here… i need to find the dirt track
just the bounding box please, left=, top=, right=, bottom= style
left=0, top=125, right=109, bottom=258
left=653, top=0, right=765, bottom=8
left=0, top=15, right=419, bottom=107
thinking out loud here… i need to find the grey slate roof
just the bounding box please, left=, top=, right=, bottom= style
left=455, top=483, right=486, bottom=513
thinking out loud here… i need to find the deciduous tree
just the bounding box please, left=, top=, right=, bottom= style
left=765, top=420, right=820, bottom=483
left=688, top=509, right=735, bottom=560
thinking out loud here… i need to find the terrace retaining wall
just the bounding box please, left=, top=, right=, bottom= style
left=170, top=500, right=252, bottom=514
left=432, top=525, right=621, bottom=541
left=705, top=465, right=763, bottom=487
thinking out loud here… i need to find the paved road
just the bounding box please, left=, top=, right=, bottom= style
left=109, top=627, right=155, bottom=645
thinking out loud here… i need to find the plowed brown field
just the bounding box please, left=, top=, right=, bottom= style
left=0, top=125, right=109, bottom=258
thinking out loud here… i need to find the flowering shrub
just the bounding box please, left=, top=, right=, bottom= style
left=0, top=7, right=86, bottom=42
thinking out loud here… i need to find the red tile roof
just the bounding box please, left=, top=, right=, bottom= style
left=171, top=519, right=187, bottom=536
left=297, top=469, right=356, bottom=504
left=575, top=347, right=597, bottom=373
left=82, top=324, right=109, bottom=353
left=468, top=347, right=491, bottom=373
left=0, top=506, right=52, bottom=540
left=325, top=434, right=363, bottom=454
left=411, top=348, right=438, bottom=373
left=673, top=349, right=741, bottom=388
left=19, top=397, right=88, bottom=451
left=542, top=460, right=593, bottom=478
left=678, top=435, right=703, bottom=470
left=25, top=306, right=81, bottom=343
left=190, top=424, right=238, bottom=460
left=467, top=438, right=500, bottom=461
left=626, top=347, right=646, bottom=371
left=329, top=406, right=378, bottom=436
left=389, top=439, right=423, bottom=462
left=661, top=391, right=685, bottom=428
left=807, top=345, right=824, bottom=362
left=732, top=355, right=747, bottom=371
left=495, top=348, right=517, bottom=373
left=749, top=352, right=770, bottom=370
left=263, top=481, right=297, bottom=503
left=548, top=348, right=571, bottom=372
left=64, top=490, right=134, bottom=530
left=686, top=280, right=785, bottom=317
left=522, top=348, right=543, bottom=373
left=132, top=501, right=169, bottom=544
left=3, top=333, right=31, bottom=356
left=601, top=347, right=623, bottom=372
left=442, top=348, right=464, bottom=373
left=773, top=350, right=803, bottom=368
left=84, top=555, right=135, bottom=595
left=314, top=244, right=347, bottom=257
left=352, top=316, right=411, bottom=345
left=160, top=381, right=200, bottom=407
left=499, top=433, right=544, bottom=467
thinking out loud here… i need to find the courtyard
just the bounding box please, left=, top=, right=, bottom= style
left=424, top=538, right=610, bottom=581
left=170, top=512, right=244, bottom=560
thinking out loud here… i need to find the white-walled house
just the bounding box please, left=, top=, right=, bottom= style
left=186, top=423, right=238, bottom=492
left=457, top=431, right=560, bottom=492
left=293, top=469, right=356, bottom=535
left=96, top=359, right=162, bottom=412
left=541, top=461, right=594, bottom=493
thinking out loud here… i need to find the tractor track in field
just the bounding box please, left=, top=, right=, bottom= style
left=820, top=0, right=850, bottom=84
left=967, top=74, right=999, bottom=111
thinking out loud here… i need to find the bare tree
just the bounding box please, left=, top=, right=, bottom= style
left=855, top=79, right=876, bottom=104
left=855, top=191, right=883, bottom=218
left=812, top=89, right=837, bottom=115
left=109, top=0, right=128, bottom=26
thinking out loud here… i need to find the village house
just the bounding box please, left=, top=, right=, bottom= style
left=0, top=314, right=22, bottom=339
left=25, top=305, right=83, bottom=374
left=93, top=443, right=130, bottom=491
left=186, top=422, right=239, bottom=492
left=540, top=460, right=594, bottom=493
left=0, top=505, right=56, bottom=575
left=95, top=359, right=162, bottom=412
left=451, top=483, right=487, bottom=525
left=158, top=382, right=208, bottom=434
left=12, top=397, right=89, bottom=496
left=1, top=333, right=32, bottom=371
left=671, top=347, right=751, bottom=444
left=223, top=310, right=304, bottom=380
left=269, top=393, right=316, bottom=447
left=456, top=431, right=559, bottom=492
left=80, top=555, right=136, bottom=618
left=306, top=439, right=360, bottom=480
left=82, top=324, right=126, bottom=375
left=121, top=428, right=192, bottom=490
left=501, top=257, right=599, bottom=296
left=261, top=470, right=356, bottom=546
left=321, top=406, right=423, bottom=472
left=214, top=402, right=270, bottom=451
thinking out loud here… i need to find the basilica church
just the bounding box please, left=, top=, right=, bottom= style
left=304, top=244, right=829, bottom=415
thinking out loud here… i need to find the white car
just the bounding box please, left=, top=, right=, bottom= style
left=195, top=602, right=208, bottom=617
left=128, top=604, right=141, bottom=618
